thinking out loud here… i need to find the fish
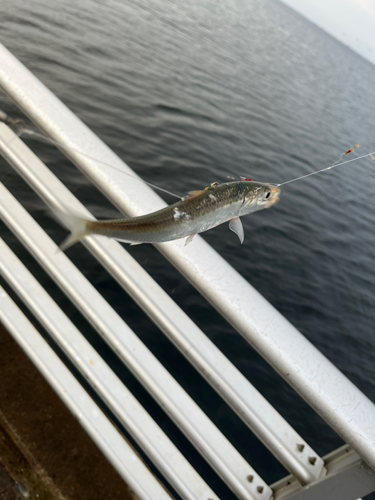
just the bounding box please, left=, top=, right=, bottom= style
left=57, top=180, right=280, bottom=251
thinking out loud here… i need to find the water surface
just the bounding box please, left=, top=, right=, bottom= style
left=1, top=0, right=375, bottom=497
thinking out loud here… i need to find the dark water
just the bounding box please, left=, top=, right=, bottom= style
left=1, top=0, right=375, bottom=497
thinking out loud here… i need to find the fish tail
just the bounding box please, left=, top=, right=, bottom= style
left=51, top=208, right=90, bottom=251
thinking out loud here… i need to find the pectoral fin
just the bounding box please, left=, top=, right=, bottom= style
left=229, top=217, right=244, bottom=244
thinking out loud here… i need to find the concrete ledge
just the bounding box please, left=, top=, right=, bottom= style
left=0, top=456, right=25, bottom=500
left=0, top=321, right=139, bottom=500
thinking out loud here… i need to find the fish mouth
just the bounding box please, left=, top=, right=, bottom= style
left=266, top=186, right=280, bottom=207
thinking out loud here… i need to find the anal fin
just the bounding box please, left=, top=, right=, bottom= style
left=184, top=233, right=196, bottom=246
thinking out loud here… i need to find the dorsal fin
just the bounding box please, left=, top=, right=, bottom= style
left=187, top=189, right=205, bottom=198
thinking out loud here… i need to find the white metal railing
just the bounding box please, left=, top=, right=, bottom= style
left=1, top=42, right=375, bottom=499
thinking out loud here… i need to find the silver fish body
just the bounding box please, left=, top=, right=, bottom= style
left=59, top=181, right=280, bottom=250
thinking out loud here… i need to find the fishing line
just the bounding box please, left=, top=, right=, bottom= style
left=21, top=128, right=375, bottom=191
left=20, top=128, right=183, bottom=199
left=276, top=150, right=375, bottom=187
left=3, top=110, right=374, bottom=192
left=0, top=112, right=182, bottom=200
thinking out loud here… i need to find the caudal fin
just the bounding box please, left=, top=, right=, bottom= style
left=51, top=208, right=90, bottom=251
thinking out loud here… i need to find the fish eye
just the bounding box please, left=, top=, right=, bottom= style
left=265, top=190, right=271, bottom=199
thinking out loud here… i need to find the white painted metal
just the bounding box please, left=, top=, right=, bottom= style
left=0, top=287, right=172, bottom=500
left=271, top=445, right=375, bottom=500
left=0, top=240, right=219, bottom=500
left=1, top=43, right=374, bottom=471
left=0, top=182, right=271, bottom=500
left=0, top=123, right=325, bottom=484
